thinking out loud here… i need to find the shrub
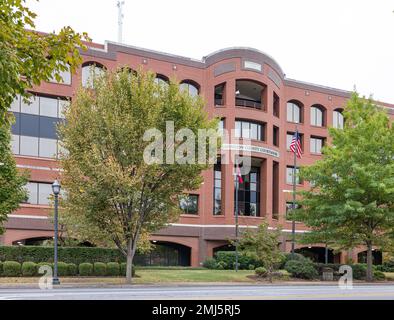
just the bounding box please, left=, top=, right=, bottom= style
left=351, top=264, right=367, bottom=280
left=3, top=261, right=21, bottom=276
left=57, top=262, right=69, bottom=276
left=248, top=264, right=255, bottom=270
left=216, top=261, right=227, bottom=270
left=373, top=270, right=386, bottom=281
left=21, top=262, right=37, bottom=276
left=284, top=260, right=318, bottom=280
left=0, top=261, right=3, bottom=276
left=314, top=263, right=342, bottom=274
left=106, top=262, right=120, bottom=276
left=255, top=267, right=267, bottom=277
left=120, top=263, right=136, bottom=277
left=376, top=260, right=394, bottom=272
left=279, top=253, right=309, bottom=269
left=202, top=258, right=217, bottom=269
left=94, top=262, right=107, bottom=276
left=214, top=251, right=262, bottom=270
left=79, top=263, right=93, bottom=276
left=68, top=263, right=78, bottom=276
left=37, top=262, right=53, bottom=275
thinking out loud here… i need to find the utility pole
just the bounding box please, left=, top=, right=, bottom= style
left=117, top=1, right=125, bottom=43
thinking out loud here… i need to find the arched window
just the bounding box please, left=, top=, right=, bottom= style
left=287, top=101, right=302, bottom=123
left=82, top=62, right=105, bottom=88
left=180, top=80, right=199, bottom=97
left=155, top=74, right=169, bottom=87
left=310, top=104, right=325, bottom=127
left=49, top=63, right=71, bottom=85
left=333, top=109, right=344, bottom=129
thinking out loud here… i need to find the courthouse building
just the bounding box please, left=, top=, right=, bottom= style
left=1, top=39, right=393, bottom=266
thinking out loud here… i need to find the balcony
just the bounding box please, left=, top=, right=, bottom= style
left=235, top=98, right=262, bottom=109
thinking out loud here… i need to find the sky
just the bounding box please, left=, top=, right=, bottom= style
left=27, top=0, right=394, bottom=103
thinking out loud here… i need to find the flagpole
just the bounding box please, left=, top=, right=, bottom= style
left=235, top=163, right=239, bottom=272
left=291, top=126, right=297, bottom=258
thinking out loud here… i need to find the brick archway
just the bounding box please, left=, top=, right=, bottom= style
left=1, top=229, right=53, bottom=246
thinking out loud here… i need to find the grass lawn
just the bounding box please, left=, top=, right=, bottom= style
left=384, top=272, right=394, bottom=280
left=0, top=269, right=256, bottom=285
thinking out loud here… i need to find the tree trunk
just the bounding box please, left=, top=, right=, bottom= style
left=126, top=239, right=135, bottom=284
left=366, top=241, right=373, bottom=282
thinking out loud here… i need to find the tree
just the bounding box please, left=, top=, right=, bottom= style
left=292, top=92, right=394, bottom=281
left=0, top=120, right=28, bottom=234
left=238, top=222, right=284, bottom=281
left=0, top=0, right=90, bottom=124
left=58, top=69, right=220, bottom=283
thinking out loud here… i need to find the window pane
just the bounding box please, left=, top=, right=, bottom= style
left=40, top=97, right=58, bottom=118
left=20, top=136, right=39, bottom=156
left=38, top=183, right=52, bottom=205
left=20, top=114, right=39, bottom=137
left=242, top=122, right=250, bottom=139
left=294, top=105, right=300, bottom=123
left=11, top=134, right=20, bottom=154
left=188, top=85, right=198, bottom=97
left=21, top=95, right=39, bottom=115
left=25, top=182, right=38, bottom=204
left=235, top=121, right=241, bottom=137
left=40, top=116, right=59, bottom=140
left=251, top=123, right=258, bottom=140
left=287, top=103, right=293, bottom=122
left=39, top=138, right=57, bottom=158
left=11, top=113, right=20, bottom=135
left=287, top=134, right=293, bottom=150
left=58, top=100, right=70, bottom=119
left=10, top=96, right=20, bottom=112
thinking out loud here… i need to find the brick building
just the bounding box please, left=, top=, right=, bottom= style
left=1, top=40, right=393, bottom=266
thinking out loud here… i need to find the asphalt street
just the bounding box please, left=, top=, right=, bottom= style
left=0, top=284, right=394, bottom=300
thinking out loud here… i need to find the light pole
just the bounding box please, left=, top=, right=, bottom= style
left=52, top=180, right=61, bottom=285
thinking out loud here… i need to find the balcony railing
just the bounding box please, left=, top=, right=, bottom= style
left=235, top=98, right=262, bottom=109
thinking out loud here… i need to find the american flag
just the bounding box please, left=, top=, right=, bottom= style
left=290, top=131, right=302, bottom=159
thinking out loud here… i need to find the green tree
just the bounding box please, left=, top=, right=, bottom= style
left=0, top=120, right=28, bottom=234
left=0, top=0, right=90, bottom=124
left=292, top=92, right=394, bottom=281
left=58, top=69, right=220, bottom=283
left=238, top=222, right=284, bottom=281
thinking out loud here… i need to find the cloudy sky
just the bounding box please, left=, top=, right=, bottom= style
left=27, top=0, right=394, bottom=103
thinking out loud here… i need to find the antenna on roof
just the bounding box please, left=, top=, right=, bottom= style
left=117, top=1, right=125, bottom=43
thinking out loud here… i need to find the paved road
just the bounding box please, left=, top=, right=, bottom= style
left=0, top=284, right=394, bottom=300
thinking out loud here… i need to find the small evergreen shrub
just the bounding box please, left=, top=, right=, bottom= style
left=373, top=270, right=386, bottom=281
left=279, top=253, right=309, bottom=269
left=0, top=261, right=3, bottom=276
left=202, top=258, right=217, bottom=269
left=106, top=262, right=120, bottom=276
left=284, top=260, right=318, bottom=280
left=21, top=262, right=37, bottom=276
left=255, top=267, right=267, bottom=277
left=351, top=264, right=367, bottom=280
left=214, top=251, right=262, bottom=270
left=68, top=263, right=78, bottom=276
left=248, top=264, right=255, bottom=270
left=57, top=262, right=69, bottom=276
left=93, top=262, right=107, bottom=276
left=3, top=261, right=21, bottom=276
left=79, top=263, right=93, bottom=276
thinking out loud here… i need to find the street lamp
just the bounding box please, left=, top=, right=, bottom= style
left=52, top=180, right=61, bottom=285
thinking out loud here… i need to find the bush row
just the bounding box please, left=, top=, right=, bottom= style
left=0, top=246, right=126, bottom=265
left=0, top=261, right=135, bottom=277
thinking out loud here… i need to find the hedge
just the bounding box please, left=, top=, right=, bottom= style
left=284, top=260, right=318, bottom=280
left=0, top=246, right=126, bottom=265
left=94, top=262, right=107, bottom=276
left=22, top=262, right=37, bottom=276
left=79, top=263, right=93, bottom=276
left=3, top=261, right=21, bottom=276
left=121, top=262, right=135, bottom=277
left=213, top=251, right=262, bottom=270
left=106, top=262, right=120, bottom=276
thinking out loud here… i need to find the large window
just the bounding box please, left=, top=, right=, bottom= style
left=154, top=75, right=169, bottom=87
left=82, top=63, right=105, bottom=88
left=234, top=167, right=260, bottom=217
left=333, top=109, right=344, bottom=129
left=286, top=166, right=300, bottom=185
left=273, top=92, right=280, bottom=117
left=49, top=64, right=71, bottom=85
left=310, top=105, right=325, bottom=127
left=235, top=80, right=265, bottom=110
left=180, top=81, right=199, bottom=97
left=9, top=94, right=68, bottom=158
left=214, top=83, right=226, bottom=106
left=235, top=120, right=264, bottom=141
left=310, top=136, right=324, bottom=154
left=218, top=119, right=225, bottom=136
left=287, top=102, right=302, bottom=123
left=213, top=163, right=222, bottom=215
left=273, top=126, right=279, bottom=147
left=179, top=194, right=199, bottom=215
left=24, top=182, right=52, bottom=205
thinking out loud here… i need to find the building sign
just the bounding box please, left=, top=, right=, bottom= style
left=221, top=144, right=280, bottom=158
